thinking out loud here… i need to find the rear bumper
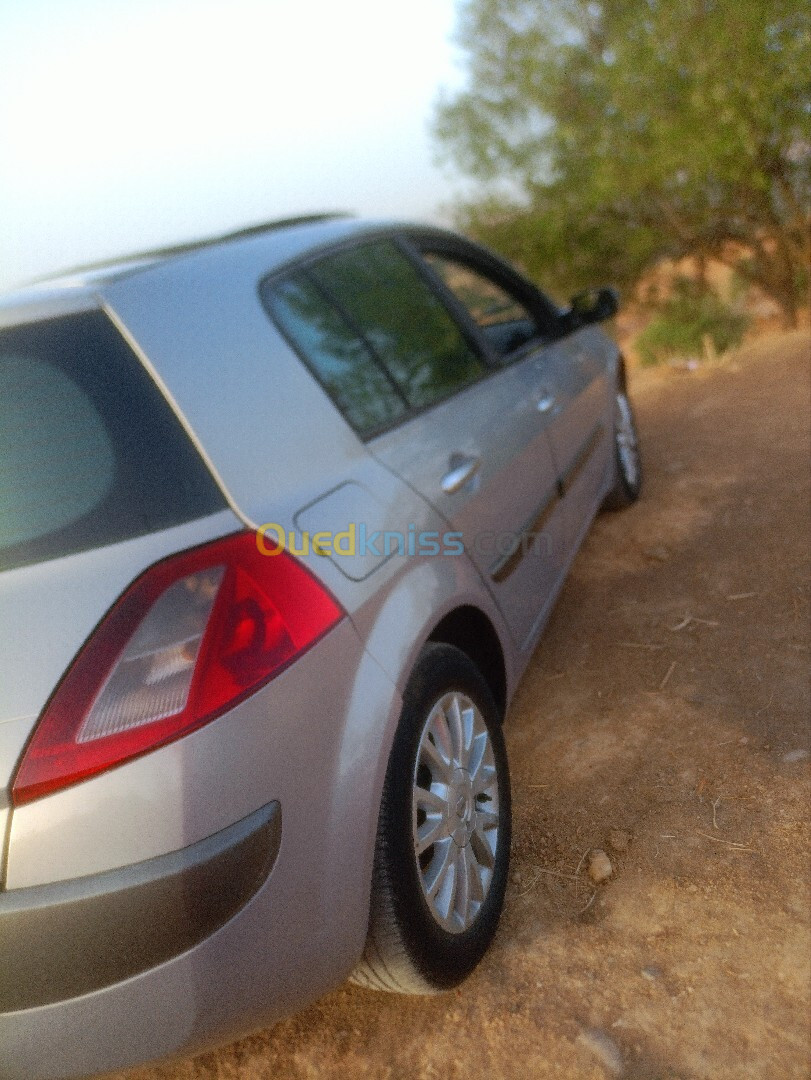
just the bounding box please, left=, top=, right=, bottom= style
left=0, top=802, right=281, bottom=1012
left=0, top=618, right=404, bottom=1080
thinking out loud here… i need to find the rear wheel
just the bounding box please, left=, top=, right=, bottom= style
left=351, top=643, right=511, bottom=993
left=602, top=387, right=642, bottom=510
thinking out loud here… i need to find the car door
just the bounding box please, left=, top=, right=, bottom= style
left=404, top=239, right=597, bottom=636
left=419, top=237, right=614, bottom=561
left=529, top=326, right=614, bottom=553
left=333, top=236, right=568, bottom=647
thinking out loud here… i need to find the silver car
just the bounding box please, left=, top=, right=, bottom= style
left=0, top=215, right=641, bottom=1078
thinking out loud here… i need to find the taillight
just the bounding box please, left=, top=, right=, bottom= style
left=12, top=532, right=343, bottom=806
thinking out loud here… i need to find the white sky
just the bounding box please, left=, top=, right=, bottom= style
left=0, top=0, right=466, bottom=291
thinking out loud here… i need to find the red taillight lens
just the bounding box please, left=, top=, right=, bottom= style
left=12, top=532, right=343, bottom=806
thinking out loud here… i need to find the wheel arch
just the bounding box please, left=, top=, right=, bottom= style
left=427, top=605, right=507, bottom=720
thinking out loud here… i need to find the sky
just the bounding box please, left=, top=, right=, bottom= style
left=0, top=0, right=467, bottom=292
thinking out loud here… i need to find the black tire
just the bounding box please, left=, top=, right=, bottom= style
left=351, top=643, right=511, bottom=994
left=602, top=385, right=643, bottom=510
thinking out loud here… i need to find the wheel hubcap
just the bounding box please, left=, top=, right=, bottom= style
left=412, top=692, right=499, bottom=934
left=616, top=392, right=640, bottom=488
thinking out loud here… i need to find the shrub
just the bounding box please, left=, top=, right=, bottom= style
left=635, top=278, right=749, bottom=367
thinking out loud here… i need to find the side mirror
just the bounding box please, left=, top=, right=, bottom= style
left=567, top=286, right=619, bottom=327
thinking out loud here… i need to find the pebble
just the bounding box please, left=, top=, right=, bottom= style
left=588, top=850, right=613, bottom=884
left=608, top=829, right=631, bottom=853
left=641, top=965, right=663, bottom=981
left=783, top=749, right=809, bottom=763
left=578, top=1028, right=624, bottom=1076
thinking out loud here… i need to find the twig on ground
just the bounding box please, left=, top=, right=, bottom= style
left=518, top=865, right=580, bottom=898
left=755, top=692, right=775, bottom=716
left=697, top=831, right=755, bottom=851
left=712, top=797, right=721, bottom=829
left=727, top=592, right=757, bottom=601
left=533, top=867, right=580, bottom=881
left=573, top=848, right=591, bottom=896
left=659, top=660, right=677, bottom=690
left=578, top=890, right=598, bottom=916
left=574, top=849, right=591, bottom=878
left=670, top=613, right=720, bottom=631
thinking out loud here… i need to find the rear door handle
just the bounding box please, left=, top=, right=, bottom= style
left=441, top=454, right=481, bottom=494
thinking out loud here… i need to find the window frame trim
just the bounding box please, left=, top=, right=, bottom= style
left=397, top=229, right=564, bottom=368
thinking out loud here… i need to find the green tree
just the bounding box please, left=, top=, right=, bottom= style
left=435, top=0, right=811, bottom=325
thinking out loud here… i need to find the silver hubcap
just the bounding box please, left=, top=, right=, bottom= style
left=616, top=392, right=640, bottom=488
left=412, top=692, right=500, bottom=934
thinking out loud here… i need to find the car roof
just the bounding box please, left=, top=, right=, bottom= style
left=0, top=214, right=448, bottom=327
left=24, top=214, right=358, bottom=286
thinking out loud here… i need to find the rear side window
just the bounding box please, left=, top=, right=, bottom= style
left=263, top=273, right=407, bottom=436
left=310, top=241, right=485, bottom=410
left=261, top=239, right=487, bottom=438
left=0, top=310, right=226, bottom=572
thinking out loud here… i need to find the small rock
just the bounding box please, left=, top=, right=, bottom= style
left=783, top=749, right=809, bottom=763
left=578, top=1028, right=624, bottom=1076
left=512, top=870, right=523, bottom=885
left=608, top=829, right=631, bottom=853
left=644, top=545, right=670, bottom=562
left=641, top=965, right=663, bottom=981
left=588, top=849, right=613, bottom=884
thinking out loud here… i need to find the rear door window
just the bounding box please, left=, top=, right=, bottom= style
left=0, top=310, right=226, bottom=572
left=310, top=241, right=485, bottom=410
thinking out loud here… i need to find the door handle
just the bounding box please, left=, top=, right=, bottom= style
left=441, top=454, right=481, bottom=494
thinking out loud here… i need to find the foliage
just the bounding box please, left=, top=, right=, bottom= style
left=635, top=277, right=749, bottom=365
left=435, top=0, right=811, bottom=324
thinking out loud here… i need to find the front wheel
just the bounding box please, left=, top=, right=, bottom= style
left=602, top=387, right=642, bottom=510
left=351, top=643, right=511, bottom=994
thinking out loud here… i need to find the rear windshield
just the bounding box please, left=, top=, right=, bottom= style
left=0, top=309, right=227, bottom=572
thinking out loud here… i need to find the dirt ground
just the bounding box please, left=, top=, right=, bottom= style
left=129, top=330, right=811, bottom=1080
